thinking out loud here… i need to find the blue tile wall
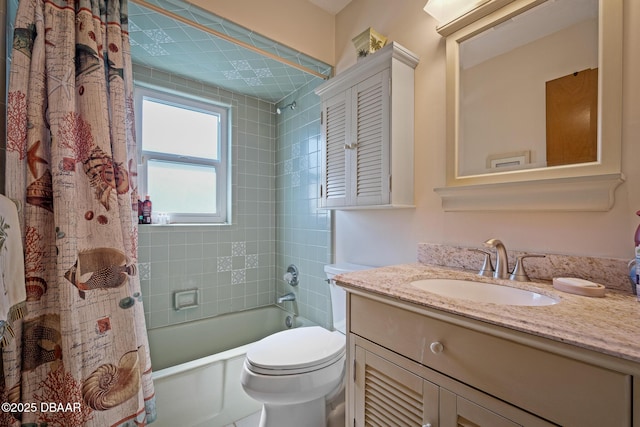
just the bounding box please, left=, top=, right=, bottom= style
left=135, top=64, right=332, bottom=330
left=275, top=81, right=333, bottom=329
left=135, top=64, right=276, bottom=329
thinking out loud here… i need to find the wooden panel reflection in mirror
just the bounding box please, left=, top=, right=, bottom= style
left=545, top=68, right=598, bottom=166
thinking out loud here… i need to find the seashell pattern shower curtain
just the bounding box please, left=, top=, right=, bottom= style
left=3, top=0, right=156, bottom=425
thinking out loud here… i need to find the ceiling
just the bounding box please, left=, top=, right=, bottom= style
left=461, top=0, right=597, bottom=70
left=128, top=0, right=333, bottom=104
left=308, top=0, right=352, bottom=15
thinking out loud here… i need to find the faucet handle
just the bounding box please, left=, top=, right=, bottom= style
left=509, top=254, right=545, bottom=281
left=469, top=249, right=495, bottom=277
left=283, top=264, right=299, bottom=286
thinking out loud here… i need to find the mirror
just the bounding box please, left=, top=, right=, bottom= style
left=435, top=0, right=624, bottom=211
left=459, top=0, right=598, bottom=176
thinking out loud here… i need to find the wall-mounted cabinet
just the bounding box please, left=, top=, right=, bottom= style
left=315, top=42, right=419, bottom=209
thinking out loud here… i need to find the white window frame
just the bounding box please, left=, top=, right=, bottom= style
left=134, top=85, right=231, bottom=224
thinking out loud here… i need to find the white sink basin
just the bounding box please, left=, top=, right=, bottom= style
left=410, top=279, right=558, bottom=306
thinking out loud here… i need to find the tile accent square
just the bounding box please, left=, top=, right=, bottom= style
left=246, top=254, right=258, bottom=269
left=232, top=241, right=246, bottom=256
left=138, top=262, right=151, bottom=280
left=217, top=256, right=232, bottom=272
left=232, top=270, right=246, bottom=285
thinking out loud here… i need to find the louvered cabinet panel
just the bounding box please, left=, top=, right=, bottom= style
left=320, top=91, right=350, bottom=208
left=351, top=70, right=390, bottom=206
left=354, top=345, right=438, bottom=427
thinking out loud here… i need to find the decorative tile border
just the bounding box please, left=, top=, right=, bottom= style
left=418, top=243, right=633, bottom=294
left=218, top=241, right=259, bottom=283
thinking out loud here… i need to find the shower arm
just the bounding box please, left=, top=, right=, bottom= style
left=276, top=101, right=296, bottom=114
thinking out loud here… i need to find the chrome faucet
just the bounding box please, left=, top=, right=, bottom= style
left=277, top=292, right=296, bottom=303
left=483, top=239, right=509, bottom=279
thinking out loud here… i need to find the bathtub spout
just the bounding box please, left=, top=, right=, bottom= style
left=277, top=292, right=296, bottom=303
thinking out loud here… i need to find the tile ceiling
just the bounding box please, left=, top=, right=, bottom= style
left=128, top=0, right=333, bottom=103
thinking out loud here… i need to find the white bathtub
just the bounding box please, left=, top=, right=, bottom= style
left=148, top=306, right=312, bottom=427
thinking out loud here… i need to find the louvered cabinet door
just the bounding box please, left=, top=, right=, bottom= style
left=320, top=91, right=351, bottom=208
left=350, top=69, right=391, bottom=206
left=440, top=389, right=520, bottom=427
left=354, top=345, right=438, bottom=427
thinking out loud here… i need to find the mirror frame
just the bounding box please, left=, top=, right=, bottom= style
left=434, top=0, right=624, bottom=211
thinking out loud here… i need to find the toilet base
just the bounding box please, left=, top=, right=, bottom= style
left=258, top=397, right=326, bottom=427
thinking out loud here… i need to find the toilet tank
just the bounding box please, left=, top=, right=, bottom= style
left=324, top=263, right=372, bottom=334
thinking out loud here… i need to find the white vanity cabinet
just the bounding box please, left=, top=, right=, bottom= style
left=314, top=42, right=419, bottom=209
left=346, top=292, right=635, bottom=427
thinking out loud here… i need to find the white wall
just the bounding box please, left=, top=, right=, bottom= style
left=333, top=0, right=640, bottom=264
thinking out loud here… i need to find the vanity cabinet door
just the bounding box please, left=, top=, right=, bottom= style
left=440, top=389, right=520, bottom=427
left=353, top=344, right=439, bottom=427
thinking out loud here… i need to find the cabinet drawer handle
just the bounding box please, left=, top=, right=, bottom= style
left=423, top=424, right=432, bottom=427
left=430, top=341, right=444, bottom=354
left=343, top=143, right=358, bottom=150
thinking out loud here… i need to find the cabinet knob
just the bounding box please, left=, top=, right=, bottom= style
left=430, top=341, right=444, bottom=354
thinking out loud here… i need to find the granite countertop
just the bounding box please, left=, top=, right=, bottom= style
left=335, top=263, right=640, bottom=364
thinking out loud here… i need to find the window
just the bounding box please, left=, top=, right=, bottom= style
left=135, top=86, right=230, bottom=224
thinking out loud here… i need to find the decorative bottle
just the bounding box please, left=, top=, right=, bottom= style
left=138, top=199, right=144, bottom=224
left=142, top=195, right=152, bottom=224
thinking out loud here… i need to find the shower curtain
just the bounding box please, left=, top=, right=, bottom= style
left=3, top=0, right=156, bottom=425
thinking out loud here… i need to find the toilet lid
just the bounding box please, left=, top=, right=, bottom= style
left=246, top=326, right=345, bottom=374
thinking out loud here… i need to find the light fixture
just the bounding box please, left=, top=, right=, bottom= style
left=423, top=0, right=490, bottom=25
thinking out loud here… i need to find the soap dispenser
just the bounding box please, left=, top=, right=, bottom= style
left=633, top=210, right=640, bottom=296
left=635, top=210, right=640, bottom=246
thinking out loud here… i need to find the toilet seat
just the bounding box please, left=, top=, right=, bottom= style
left=246, top=326, right=345, bottom=375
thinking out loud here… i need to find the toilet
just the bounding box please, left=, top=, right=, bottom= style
left=240, top=263, right=372, bottom=427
